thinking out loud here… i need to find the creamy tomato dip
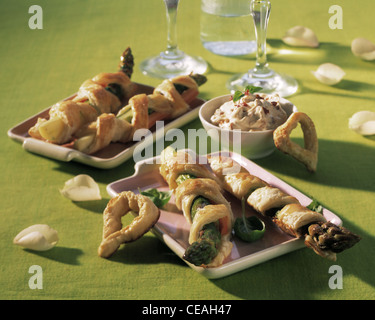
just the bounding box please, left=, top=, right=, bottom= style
left=210, top=93, right=288, bottom=131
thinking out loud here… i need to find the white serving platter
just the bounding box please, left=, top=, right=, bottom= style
left=106, top=150, right=342, bottom=279
left=7, top=83, right=205, bottom=169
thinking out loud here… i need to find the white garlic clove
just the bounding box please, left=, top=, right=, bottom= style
left=282, top=26, right=319, bottom=48
left=60, top=174, right=101, bottom=201
left=311, top=63, right=346, bottom=85
left=349, top=111, right=375, bottom=136
left=351, top=38, right=375, bottom=61
left=14, top=224, right=59, bottom=251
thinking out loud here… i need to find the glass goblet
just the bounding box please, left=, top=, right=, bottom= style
left=140, top=0, right=208, bottom=79
left=226, top=0, right=298, bottom=97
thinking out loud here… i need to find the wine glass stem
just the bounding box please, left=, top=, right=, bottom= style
left=251, top=0, right=272, bottom=75
left=164, top=0, right=180, bottom=57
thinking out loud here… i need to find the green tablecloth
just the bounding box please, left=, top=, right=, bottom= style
left=1, top=0, right=374, bottom=300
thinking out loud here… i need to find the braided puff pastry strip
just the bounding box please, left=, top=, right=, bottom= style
left=28, top=100, right=99, bottom=143
left=28, top=71, right=134, bottom=144
left=74, top=94, right=148, bottom=154
left=73, top=75, right=202, bottom=154
left=98, top=191, right=160, bottom=258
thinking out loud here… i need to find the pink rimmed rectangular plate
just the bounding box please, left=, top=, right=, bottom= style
left=7, top=83, right=205, bottom=169
left=106, top=150, right=342, bottom=279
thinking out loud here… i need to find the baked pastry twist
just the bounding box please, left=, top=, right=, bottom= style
left=28, top=48, right=136, bottom=145
left=159, top=148, right=233, bottom=268
left=273, top=112, right=318, bottom=172
left=74, top=74, right=206, bottom=154
left=209, top=155, right=361, bottom=261
left=98, top=191, right=160, bottom=258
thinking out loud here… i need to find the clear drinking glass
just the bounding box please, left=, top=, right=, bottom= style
left=140, top=0, right=208, bottom=79
left=226, top=0, right=298, bottom=97
left=200, top=0, right=256, bottom=56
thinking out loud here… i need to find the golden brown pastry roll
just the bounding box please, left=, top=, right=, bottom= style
left=159, top=150, right=221, bottom=191
left=74, top=113, right=133, bottom=154
left=247, top=186, right=300, bottom=216
left=154, top=76, right=196, bottom=119
left=74, top=94, right=148, bottom=154
left=208, top=156, right=268, bottom=200
left=274, top=203, right=327, bottom=238
left=28, top=100, right=99, bottom=144
left=91, top=71, right=135, bottom=103
left=74, top=80, right=121, bottom=114
left=146, top=93, right=174, bottom=114
left=174, top=178, right=231, bottom=225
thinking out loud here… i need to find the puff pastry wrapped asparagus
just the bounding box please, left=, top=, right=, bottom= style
left=159, top=148, right=233, bottom=268
left=28, top=48, right=136, bottom=145
left=208, top=156, right=361, bottom=261
left=74, top=74, right=207, bottom=154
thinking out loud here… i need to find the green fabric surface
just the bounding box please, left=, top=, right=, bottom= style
left=1, top=0, right=374, bottom=300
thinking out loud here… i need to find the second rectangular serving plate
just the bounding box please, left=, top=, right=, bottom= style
left=107, top=150, right=342, bottom=279
left=7, top=83, right=204, bottom=169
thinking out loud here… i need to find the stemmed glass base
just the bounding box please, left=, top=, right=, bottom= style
left=226, top=68, right=298, bottom=97
left=140, top=0, right=207, bottom=79
left=140, top=49, right=208, bottom=79
left=227, top=0, right=298, bottom=97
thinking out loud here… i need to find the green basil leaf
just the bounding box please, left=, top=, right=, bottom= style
left=232, top=91, right=244, bottom=102
left=245, top=85, right=263, bottom=94
left=232, top=86, right=263, bottom=102
left=140, top=188, right=172, bottom=208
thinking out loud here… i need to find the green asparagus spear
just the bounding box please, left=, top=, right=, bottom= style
left=306, top=221, right=361, bottom=254
left=190, top=196, right=210, bottom=221
left=119, top=47, right=134, bottom=79
left=176, top=173, right=196, bottom=186
left=105, top=83, right=125, bottom=102
left=83, top=48, right=135, bottom=107
left=104, top=47, right=135, bottom=102
left=175, top=173, right=222, bottom=266
left=183, top=223, right=221, bottom=266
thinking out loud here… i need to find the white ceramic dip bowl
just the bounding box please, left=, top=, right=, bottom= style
left=199, top=94, right=298, bottom=159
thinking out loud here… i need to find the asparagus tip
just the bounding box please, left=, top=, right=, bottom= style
left=189, top=73, right=207, bottom=87
left=119, top=47, right=134, bottom=79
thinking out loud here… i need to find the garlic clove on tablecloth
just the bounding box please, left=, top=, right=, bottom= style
left=351, top=38, right=375, bottom=61
left=282, top=26, right=319, bottom=48
left=349, top=111, right=375, bottom=136
left=13, top=224, right=59, bottom=251
left=60, top=174, right=101, bottom=201
left=311, top=63, right=346, bottom=85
